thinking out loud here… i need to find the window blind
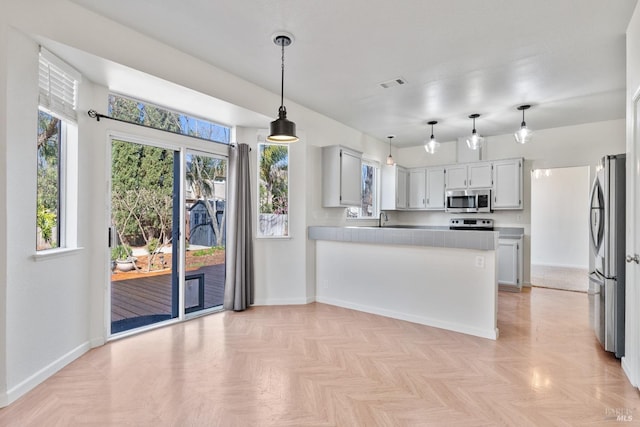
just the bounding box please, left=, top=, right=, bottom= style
left=38, top=47, right=82, bottom=122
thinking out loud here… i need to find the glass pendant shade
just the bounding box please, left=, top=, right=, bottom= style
left=424, top=137, right=440, bottom=154
left=514, top=105, right=533, bottom=144
left=514, top=124, right=533, bottom=144
left=424, top=121, right=440, bottom=154
left=466, top=130, right=484, bottom=150
left=466, top=114, right=484, bottom=150
left=386, top=135, right=395, bottom=165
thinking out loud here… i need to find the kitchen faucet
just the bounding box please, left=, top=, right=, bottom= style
left=379, top=211, right=388, bottom=228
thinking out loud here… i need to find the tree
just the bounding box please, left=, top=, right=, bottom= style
left=259, top=144, right=288, bottom=214
left=186, top=155, right=226, bottom=247
left=36, top=110, right=61, bottom=248
left=111, top=140, right=174, bottom=249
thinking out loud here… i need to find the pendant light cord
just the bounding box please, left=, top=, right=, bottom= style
left=280, top=40, right=285, bottom=111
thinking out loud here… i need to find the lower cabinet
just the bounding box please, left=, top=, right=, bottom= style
left=498, top=236, right=523, bottom=291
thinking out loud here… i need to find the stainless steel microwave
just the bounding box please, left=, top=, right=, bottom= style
left=445, top=189, right=492, bottom=213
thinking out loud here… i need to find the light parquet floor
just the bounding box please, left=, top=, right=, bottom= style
left=1, top=287, right=639, bottom=426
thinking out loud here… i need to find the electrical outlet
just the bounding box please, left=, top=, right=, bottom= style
left=475, top=256, right=485, bottom=268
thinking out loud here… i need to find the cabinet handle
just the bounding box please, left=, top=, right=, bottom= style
left=469, top=179, right=471, bottom=186
left=464, top=179, right=467, bottom=186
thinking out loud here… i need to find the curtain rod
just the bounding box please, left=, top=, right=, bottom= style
left=86, top=109, right=233, bottom=147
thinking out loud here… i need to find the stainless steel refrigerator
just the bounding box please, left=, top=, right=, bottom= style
left=588, top=154, right=626, bottom=358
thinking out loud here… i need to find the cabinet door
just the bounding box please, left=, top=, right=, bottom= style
left=340, top=149, right=362, bottom=206
left=498, top=239, right=519, bottom=286
left=397, top=167, right=408, bottom=209
left=445, top=165, right=467, bottom=189
left=408, top=168, right=426, bottom=209
left=425, top=167, right=445, bottom=209
left=468, top=162, right=492, bottom=189
left=493, top=159, right=523, bottom=209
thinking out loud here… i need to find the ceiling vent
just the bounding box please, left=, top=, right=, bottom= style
left=379, top=77, right=407, bottom=89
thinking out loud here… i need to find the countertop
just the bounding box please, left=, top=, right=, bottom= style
left=308, top=225, right=500, bottom=251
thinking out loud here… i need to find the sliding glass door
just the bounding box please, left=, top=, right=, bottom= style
left=109, top=138, right=180, bottom=334
left=184, top=151, right=227, bottom=314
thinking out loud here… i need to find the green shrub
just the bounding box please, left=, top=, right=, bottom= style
left=111, top=244, right=132, bottom=261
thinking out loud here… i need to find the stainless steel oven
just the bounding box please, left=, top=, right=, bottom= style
left=445, top=189, right=491, bottom=213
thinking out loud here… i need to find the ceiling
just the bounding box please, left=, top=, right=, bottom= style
left=68, top=0, right=637, bottom=147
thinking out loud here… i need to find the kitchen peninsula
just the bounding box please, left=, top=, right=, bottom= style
left=308, top=226, right=500, bottom=340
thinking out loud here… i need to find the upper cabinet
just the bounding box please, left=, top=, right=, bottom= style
left=425, top=167, right=446, bottom=209
left=444, top=164, right=467, bottom=189
left=493, top=158, right=523, bottom=210
left=445, top=162, right=492, bottom=190
left=408, top=168, right=426, bottom=209
left=381, top=164, right=407, bottom=210
left=468, top=162, right=493, bottom=189
left=406, top=167, right=445, bottom=210
left=322, top=145, right=363, bottom=207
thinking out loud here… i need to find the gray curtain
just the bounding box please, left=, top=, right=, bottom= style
left=224, top=143, right=254, bottom=311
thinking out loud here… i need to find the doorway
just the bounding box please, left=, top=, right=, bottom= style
left=109, top=138, right=227, bottom=336
left=530, top=166, right=590, bottom=292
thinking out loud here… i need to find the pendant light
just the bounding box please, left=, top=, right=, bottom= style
left=514, top=104, right=533, bottom=144
left=267, top=33, right=298, bottom=143
left=424, top=121, right=440, bottom=154
left=386, top=135, right=395, bottom=165
left=466, top=113, right=484, bottom=150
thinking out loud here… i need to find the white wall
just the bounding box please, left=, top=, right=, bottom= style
left=0, top=10, right=8, bottom=403
left=530, top=166, right=590, bottom=269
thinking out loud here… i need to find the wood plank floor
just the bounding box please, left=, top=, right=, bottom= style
left=1, top=287, right=639, bottom=426
left=111, top=264, right=225, bottom=321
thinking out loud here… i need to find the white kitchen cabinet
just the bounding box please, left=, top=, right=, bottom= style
left=468, top=162, right=493, bottom=189
left=322, top=145, right=363, bottom=207
left=445, top=162, right=492, bottom=190
left=444, top=164, right=468, bottom=189
left=493, top=158, right=523, bottom=210
left=498, top=236, right=523, bottom=291
left=425, top=167, right=446, bottom=209
left=408, top=168, right=426, bottom=209
left=381, top=164, right=407, bottom=210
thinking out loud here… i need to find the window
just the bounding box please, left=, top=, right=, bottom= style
left=257, top=142, right=289, bottom=237
left=347, top=160, right=379, bottom=219
left=108, top=94, right=231, bottom=144
left=36, top=48, right=80, bottom=251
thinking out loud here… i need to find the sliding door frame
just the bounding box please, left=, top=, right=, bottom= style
left=105, top=129, right=230, bottom=340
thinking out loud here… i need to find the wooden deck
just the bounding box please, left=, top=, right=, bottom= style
left=111, top=264, right=225, bottom=322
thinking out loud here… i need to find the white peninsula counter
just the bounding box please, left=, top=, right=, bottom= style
left=308, top=226, right=500, bottom=340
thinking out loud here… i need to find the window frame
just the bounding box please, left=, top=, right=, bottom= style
left=346, top=158, right=380, bottom=220
left=256, top=140, right=290, bottom=239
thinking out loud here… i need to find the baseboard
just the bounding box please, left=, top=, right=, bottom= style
left=253, top=296, right=315, bottom=306
left=2, top=341, right=91, bottom=408
left=89, top=336, right=105, bottom=348
left=621, top=356, right=638, bottom=388
left=530, top=262, right=589, bottom=270
left=315, top=296, right=498, bottom=340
